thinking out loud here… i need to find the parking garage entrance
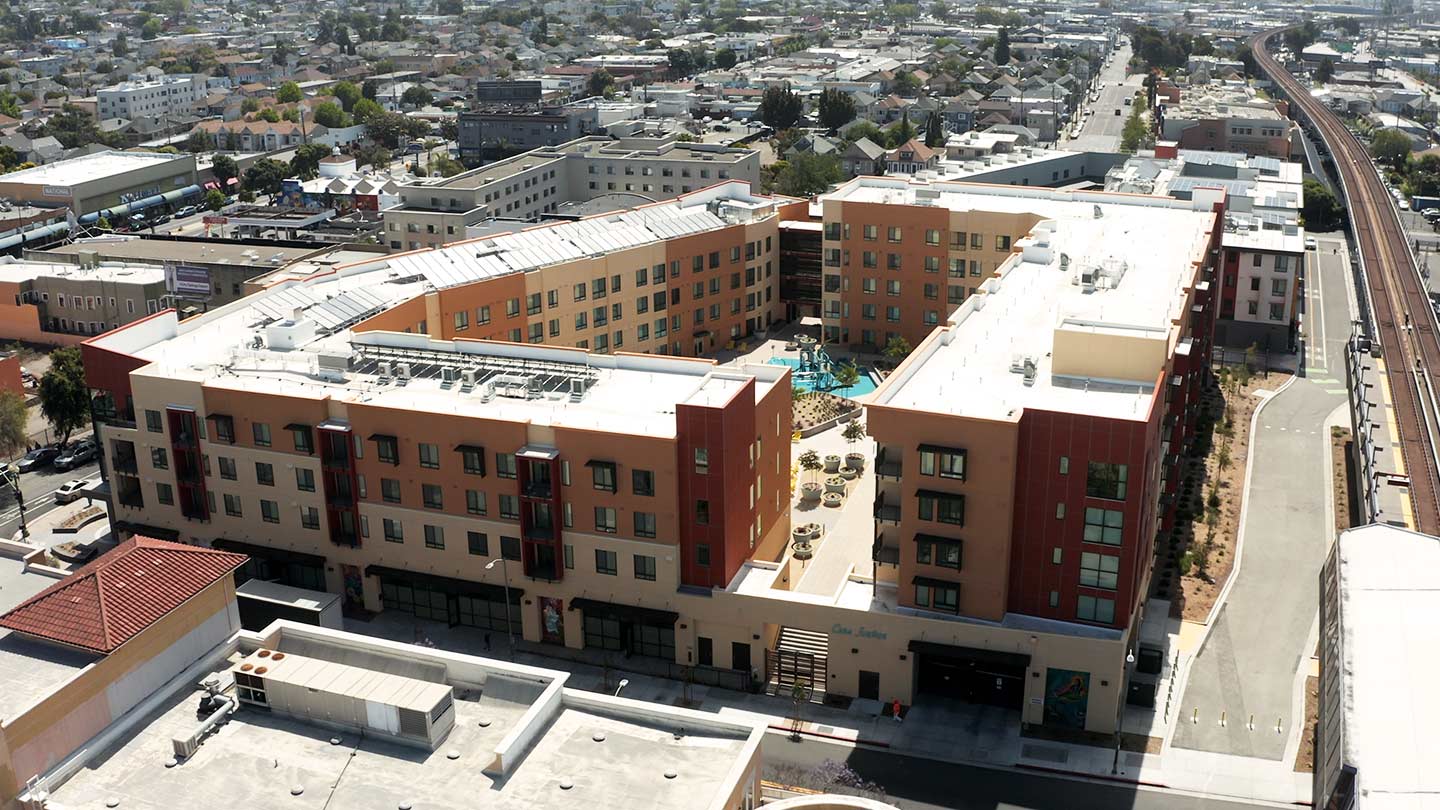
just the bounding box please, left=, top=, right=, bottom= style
left=908, top=640, right=1029, bottom=709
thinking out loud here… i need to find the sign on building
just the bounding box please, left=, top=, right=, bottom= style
left=167, top=264, right=212, bottom=299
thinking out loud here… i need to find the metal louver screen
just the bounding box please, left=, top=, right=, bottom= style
left=398, top=707, right=427, bottom=737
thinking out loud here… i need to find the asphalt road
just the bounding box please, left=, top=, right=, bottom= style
left=762, top=734, right=1277, bottom=810
left=0, top=457, right=101, bottom=540
left=1172, top=234, right=1352, bottom=759
left=1065, top=44, right=1138, bottom=153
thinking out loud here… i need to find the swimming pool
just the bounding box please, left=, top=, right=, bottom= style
left=767, top=357, right=879, bottom=398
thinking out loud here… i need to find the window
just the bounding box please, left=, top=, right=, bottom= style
left=501, top=536, right=521, bottom=561
left=919, top=448, right=935, bottom=476
left=863, top=224, right=877, bottom=241
left=634, top=511, right=657, bottom=538
left=938, top=449, right=965, bottom=480
left=496, top=453, right=517, bottom=479
left=1269, top=302, right=1285, bottom=321
left=461, top=447, right=485, bottom=475
left=214, top=416, right=235, bottom=444
left=1077, top=594, right=1116, bottom=624
left=695, top=499, right=710, bottom=524
left=418, top=442, right=440, bottom=469
left=1080, top=552, right=1120, bottom=590
left=1271, top=278, right=1287, bottom=297
left=384, top=518, right=404, bottom=543
left=151, top=447, right=169, bottom=470
left=477, top=305, right=491, bottom=325
left=1084, top=507, right=1124, bottom=545
left=633, top=468, right=655, bottom=496
left=261, top=499, right=280, bottom=523
left=917, top=491, right=965, bottom=525
left=696, top=543, right=711, bottom=566
left=466, top=489, right=486, bottom=515
left=250, top=422, right=271, bottom=447
left=595, top=506, right=617, bottom=533
left=1085, top=462, right=1128, bottom=500
left=925, top=228, right=940, bottom=246
left=145, top=409, right=163, bottom=432
left=301, top=507, right=320, bottom=529
left=595, top=549, right=618, bottom=575
left=1253, top=252, right=1263, bottom=267
left=467, top=531, right=488, bottom=556
left=933, top=584, right=958, bottom=612
left=291, top=425, right=313, bottom=454
left=1059, top=456, right=1069, bottom=475
left=296, top=468, right=315, bottom=492
left=887, top=226, right=902, bottom=243
left=224, top=494, right=242, bottom=517
left=454, top=310, right=469, bottom=331
left=634, top=554, right=657, bottom=581
left=381, top=478, right=401, bottom=503
left=374, top=435, right=399, bottom=464
left=591, top=461, right=617, bottom=492
left=424, top=524, right=445, bottom=550
left=255, top=462, right=274, bottom=486
left=694, top=447, right=709, bottom=474
left=506, top=298, right=521, bottom=317
left=996, top=235, right=1011, bottom=251
left=499, top=494, right=519, bottom=519
left=422, top=483, right=444, bottom=510
left=156, top=482, right=174, bottom=505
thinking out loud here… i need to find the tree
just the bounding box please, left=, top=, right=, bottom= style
left=243, top=158, right=289, bottom=195
left=111, top=31, right=128, bottom=57
left=431, top=154, right=464, bottom=177
left=351, top=97, right=384, bottom=124
left=994, top=27, right=1010, bottom=64
left=401, top=85, right=433, bottom=108
left=798, top=449, right=822, bottom=483
left=817, top=88, right=857, bottom=133
left=332, top=80, right=362, bottom=112
left=667, top=47, right=695, bottom=79
left=184, top=129, right=211, bottom=153
left=1301, top=178, right=1346, bottom=230
left=924, top=112, right=944, bottom=148
left=774, top=152, right=843, bottom=196
left=1120, top=103, right=1152, bottom=153
left=141, top=17, right=162, bottom=39
left=1315, top=57, right=1335, bottom=84
left=716, top=48, right=737, bottom=69
left=257, top=107, right=280, bottom=123
left=1371, top=129, right=1412, bottom=166
left=204, top=188, right=226, bottom=212
left=37, top=347, right=89, bottom=447
left=313, top=101, right=348, bottom=128
left=0, top=390, right=25, bottom=460
left=211, top=154, right=238, bottom=184
left=892, top=71, right=921, bottom=97
left=884, top=112, right=915, bottom=148
left=276, top=81, right=303, bottom=104
left=587, top=68, right=614, bottom=98
left=842, top=419, right=866, bottom=450
left=883, top=335, right=911, bottom=361
left=290, top=142, right=332, bottom=179
left=844, top=121, right=884, bottom=143
left=760, top=85, right=804, bottom=130
left=832, top=359, right=860, bottom=389
left=439, top=119, right=458, bottom=142
left=436, top=0, right=463, bottom=13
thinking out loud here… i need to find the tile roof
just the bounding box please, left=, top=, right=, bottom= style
left=0, top=537, right=246, bottom=655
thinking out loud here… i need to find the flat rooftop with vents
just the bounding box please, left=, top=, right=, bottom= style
left=31, top=622, right=764, bottom=810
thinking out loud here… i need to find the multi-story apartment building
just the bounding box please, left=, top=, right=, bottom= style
left=384, top=136, right=762, bottom=253
left=0, top=257, right=171, bottom=344
left=83, top=179, right=1223, bottom=738
left=457, top=105, right=599, bottom=161
left=97, top=74, right=208, bottom=121
left=1157, top=86, right=1299, bottom=160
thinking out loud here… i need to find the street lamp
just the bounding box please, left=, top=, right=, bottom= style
left=1111, top=648, right=1137, bottom=774
left=3, top=463, right=27, bottom=539
left=485, top=557, right=515, bottom=659
left=614, top=678, right=629, bottom=697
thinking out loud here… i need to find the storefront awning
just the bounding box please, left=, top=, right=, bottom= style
left=907, top=639, right=1031, bottom=670
left=364, top=565, right=522, bottom=602
left=213, top=538, right=324, bottom=566
left=570, top=597, right=677, bottom=626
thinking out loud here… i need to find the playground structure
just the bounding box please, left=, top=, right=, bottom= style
left=792, top=335, right=838, bottom=392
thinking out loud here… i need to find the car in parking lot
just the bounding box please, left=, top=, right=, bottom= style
left=54, top=479, right=88, bottom=504
left=54, top=441, right=96, bottom=471
left=17, top=446, right=60, bottom=472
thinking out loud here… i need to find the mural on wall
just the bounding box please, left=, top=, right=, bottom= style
left=540, top=597, right=565, bottom=644
left=341, top=564, right=364, bottom=609
left=1044, top=667, right=1090, bottom=729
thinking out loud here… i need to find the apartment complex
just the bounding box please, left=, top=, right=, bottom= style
left=97, top=73, right=208, bottom=121
left=457, top=105, right=599, bottom=161
left=84, top=180, right=1223, bottom=738
left=383, top=135, right=762, bottom=252
left=0, top=256, right=171, bottom=345
left=1156, top=85, right=1299, bottom=160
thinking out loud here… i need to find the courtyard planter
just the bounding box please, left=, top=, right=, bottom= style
left=825, top=476, right=847, bottom=494
left=822, top=491, right=844, bottom=508
left=838, top=465, right=859, bottom=481
left=792, top=540, right=814, bottom=561
left=792, top=523, right=822, bottom=544
left=845, top=452, right=866, bottom=471
left=823, top=454, right=842, bottom=473
left=799, top=482, right=823, bottom=502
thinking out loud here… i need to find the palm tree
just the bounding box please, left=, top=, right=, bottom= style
left=832, top=359, right=861, bottom=390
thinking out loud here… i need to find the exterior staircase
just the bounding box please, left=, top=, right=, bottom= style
left=766, top=626, right=829, bottom=703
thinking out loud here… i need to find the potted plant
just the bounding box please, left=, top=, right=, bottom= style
left=824, top=453, right=842, bottom=473
left=842, top=420, right=867, bottom=470
left=825, top=475, right=846, bottom=494
left=798, top=450, right=823, bottom=501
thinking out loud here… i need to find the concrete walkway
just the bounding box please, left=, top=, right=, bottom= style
left=1171, top=234, right=1353, bottom=761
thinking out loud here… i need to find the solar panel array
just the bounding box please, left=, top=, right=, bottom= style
left=307, top=288, right=389, bottom=332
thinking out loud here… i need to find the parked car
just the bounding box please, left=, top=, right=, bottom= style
left=17, top=446, right=59, bottom=472
left=1114, top=108, right=1122, bottom=116
left=54, top=441, right=96, bottom=471
left=1305, top=237, right=1318, bottom=250
left=174, top=205, right=198, bottom=218
left=54, top=479, right=88, bottom=504
left=1423, top=208, right=1440, bottom=222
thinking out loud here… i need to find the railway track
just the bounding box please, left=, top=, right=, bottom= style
left=1250, top=26, right=1440, bottom=533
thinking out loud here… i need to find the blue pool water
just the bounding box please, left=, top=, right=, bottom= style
left=767, top=357, right=879, bottom=398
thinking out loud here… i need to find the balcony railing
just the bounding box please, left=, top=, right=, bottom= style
left=874, top=502, right=901, bottom=524
left=112, top=456, right=139, bottom=474
left=522, top=481, right=553, bottom=499
left=876, top=459, right=902, bottom=479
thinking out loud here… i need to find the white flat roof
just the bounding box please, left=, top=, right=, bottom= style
left=0, top=259, right=166, bottom=286
left=1335, top=525, right=1440, bottom=809
left=0, top=151, right=187, bottom=187
left=842, top=178, right=1214, bottom=421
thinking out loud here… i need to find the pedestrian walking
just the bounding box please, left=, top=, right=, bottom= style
left=484, top=632, right=491, bottom=651
left=891, top=698, right=902, bottom=722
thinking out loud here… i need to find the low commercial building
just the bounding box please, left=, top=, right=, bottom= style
left=1315, top=524, right=1440, bottom=810
left=384, top=135, right=762, bottom=253
left=0, top=150, right=201, bottom=219
left=1157, top=85, right=1299, bottom=160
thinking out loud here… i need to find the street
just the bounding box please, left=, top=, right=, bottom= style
left=762, top=734, right=1278, bottom=810
left=1065, top=43, right=1139, bottom=153
left=0, top=458, right=101, bottom=540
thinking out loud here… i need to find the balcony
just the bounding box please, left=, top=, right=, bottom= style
left=522, top=480, right=553, bottom=499
left=876, top=458, right=902, bottom=479
left=112, top=455, right=139, bottom=474
left=327, top=492, right=355, bottom=508
left=525, top=523, right=556, bottom=542
left=874, top=500, right=901, bottom=524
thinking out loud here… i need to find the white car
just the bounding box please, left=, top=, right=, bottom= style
left=54, top=479, right=88, bottom=504
left=1305, top=237, right=1318, bottom=250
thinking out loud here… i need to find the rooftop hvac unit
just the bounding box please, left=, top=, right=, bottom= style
left=460, top=369, right=477, bottom=392
left=230, top=650, right=455, bottom=751
left=440, top=366, right=458, bottom=389
left=395, top=363, right=411, bottom=380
